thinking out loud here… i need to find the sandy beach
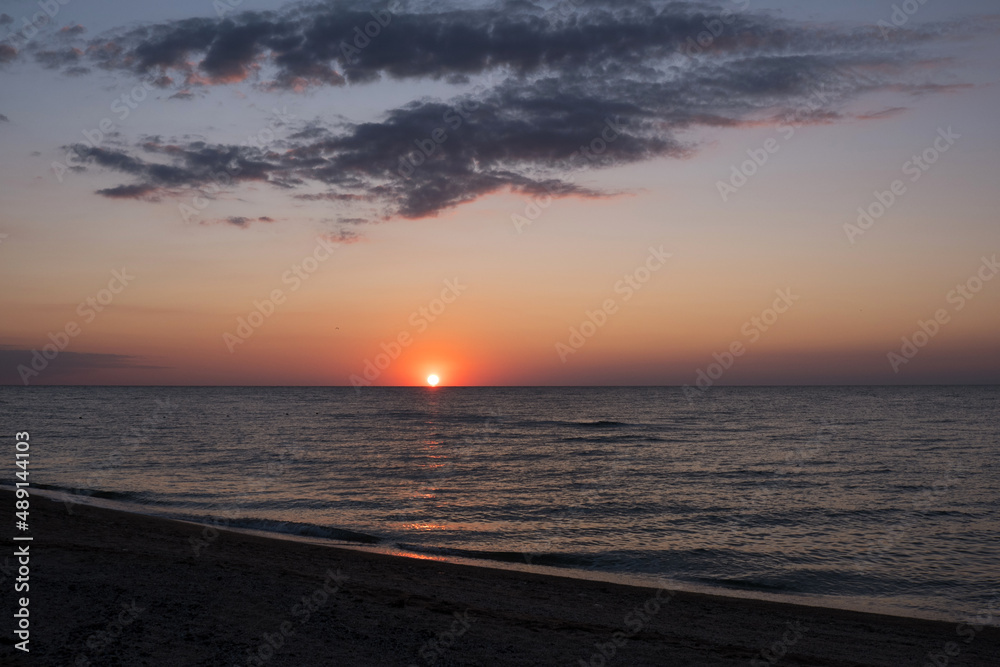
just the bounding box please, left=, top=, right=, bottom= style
left=2, top=489, right=997, bottom=666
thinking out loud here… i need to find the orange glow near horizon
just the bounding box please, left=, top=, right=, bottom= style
left=2, top=67, right=1000, bottom=387
left=426, top=374, right=440, bottom=387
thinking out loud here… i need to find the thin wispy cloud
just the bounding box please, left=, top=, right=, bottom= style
left=203, top=215, right=278, bottom=228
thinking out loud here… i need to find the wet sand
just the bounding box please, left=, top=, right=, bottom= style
left=2, top=490, right=997, bottom=666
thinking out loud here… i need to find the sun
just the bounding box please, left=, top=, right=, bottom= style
left=426, top=374, right=440, bottom=387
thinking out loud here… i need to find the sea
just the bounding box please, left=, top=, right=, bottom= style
left=3, top=385, right=998, bottom=624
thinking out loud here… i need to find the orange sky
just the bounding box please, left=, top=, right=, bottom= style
left=1, top=1, right=999, bottom=385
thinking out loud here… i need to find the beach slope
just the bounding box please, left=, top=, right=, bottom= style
left=2, top=491, right=997, bottom=666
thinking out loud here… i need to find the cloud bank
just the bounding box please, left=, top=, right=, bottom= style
left=41, top=0, right=982, bottom=222
left=0, top=348, right=158, bottom=384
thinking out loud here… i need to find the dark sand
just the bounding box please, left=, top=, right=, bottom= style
left=2, top=491, right=997, bottom=666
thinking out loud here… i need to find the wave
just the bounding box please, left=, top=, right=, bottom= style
left=570, top=420, right=629, bottom=428
left=558, top=435, right=666, bottom=444
left=394, top=542, right=597, bottom=568
left=689, top=576, right=799, bottom=593
left=28, top=483, right=382, bottom=545
left=26, top=482, right=611, bottom=567
left=30, top=482, right=150, bottom=503
left=217, top=517, right=382, bottom=544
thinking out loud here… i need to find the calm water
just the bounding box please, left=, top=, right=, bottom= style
left=3, top=386, right=998, bottom=622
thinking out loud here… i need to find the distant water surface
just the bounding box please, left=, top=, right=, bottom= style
left=3, top=386, right=998, bottom=622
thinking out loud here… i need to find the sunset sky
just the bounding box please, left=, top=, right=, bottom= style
left=1, top=0, right=999, bottom=386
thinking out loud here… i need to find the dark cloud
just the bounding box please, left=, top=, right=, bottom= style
left=326, top=229, right=362, bottom=244
left=0, top=14, right=12, bottom=27
left=96, top=183, right=163, bottom=199
left=0, top=44, right=16, bottom=64
left=57, top=1, right=981, bottom=221
left=294, top=192, right=372, bottom=202
left=0, top=114, right=8, bottom=123
left=205, top=216, right=277, bottom=227
left=34, top=47, right=84, bottom=69
left=58, top=1, right=972, bottom=90
left=0, top=348, right=159, bottom=385
left=59, top=24, right=86, bottom=36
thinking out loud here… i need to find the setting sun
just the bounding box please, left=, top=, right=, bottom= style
left=426, top=374, right=440, bottom=387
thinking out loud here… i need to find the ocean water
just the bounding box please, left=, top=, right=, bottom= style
left=3, top=386, right=998, bottom=623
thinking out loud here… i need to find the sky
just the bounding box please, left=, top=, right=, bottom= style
left=1, top=0, right=999, bottom=386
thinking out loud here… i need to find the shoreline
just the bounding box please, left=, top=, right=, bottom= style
left=16, top=485, right=987, bottom=627
left=4, top=490, right=999, bottom=665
